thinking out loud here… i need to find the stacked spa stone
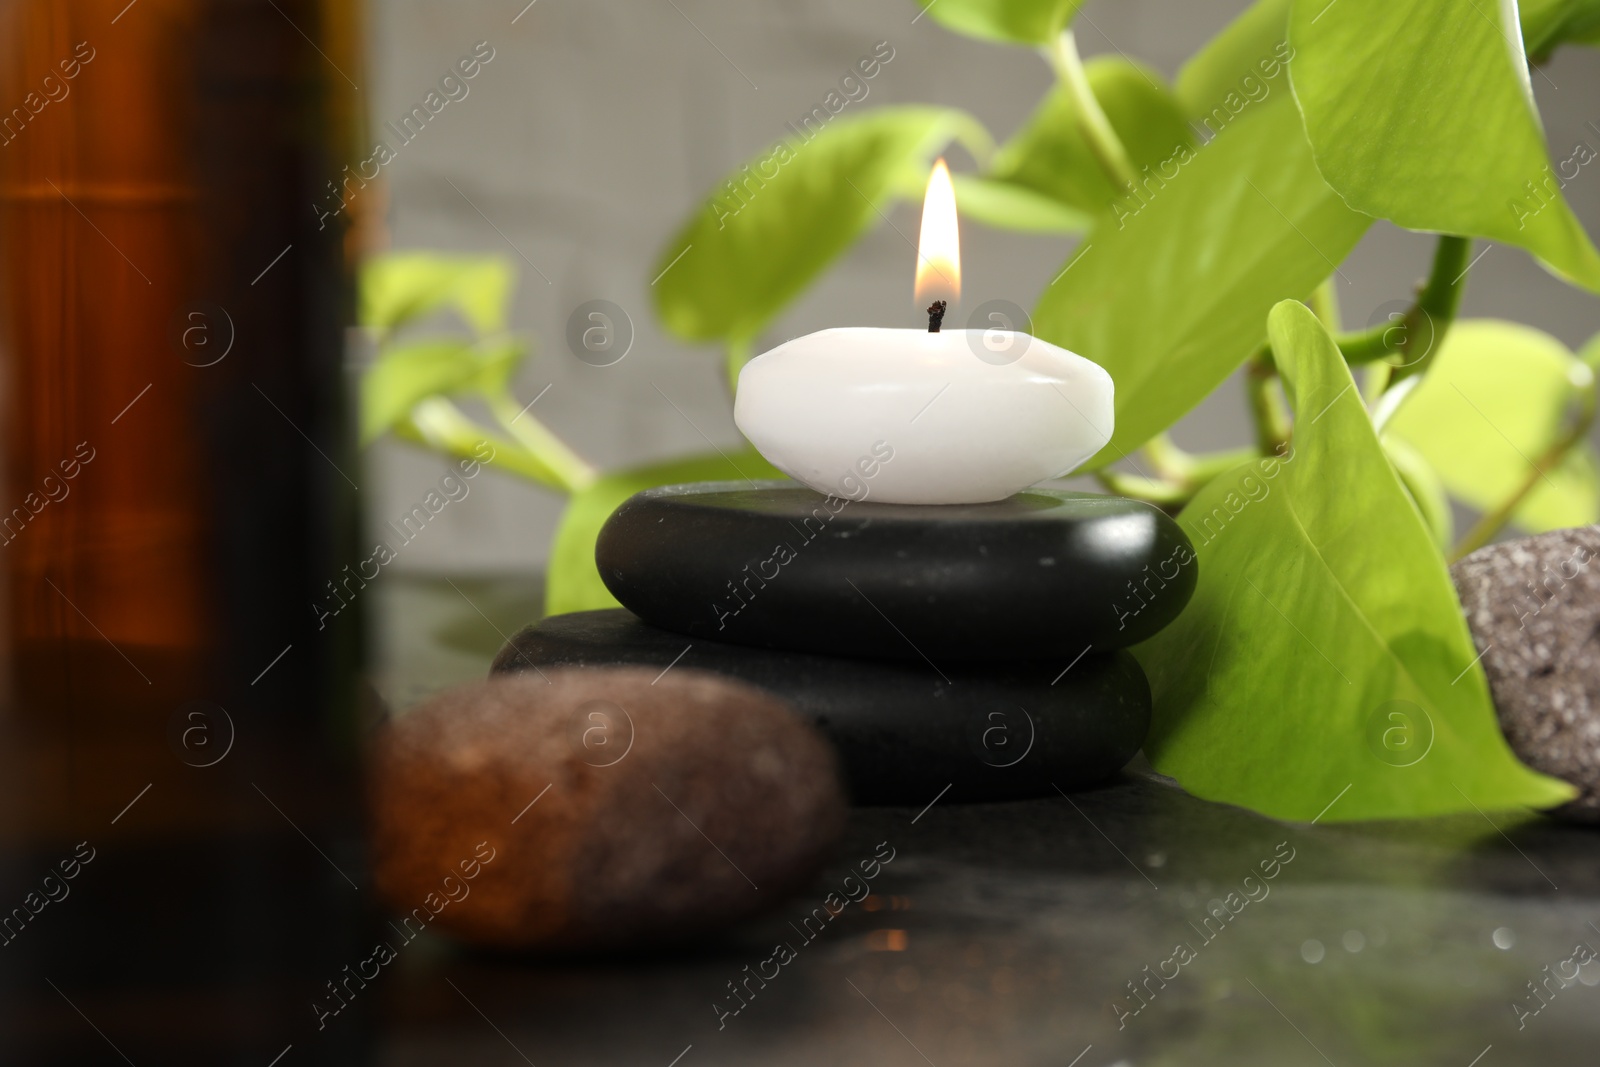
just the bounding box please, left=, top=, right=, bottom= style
left=494, top=481, right=1196, bottom=804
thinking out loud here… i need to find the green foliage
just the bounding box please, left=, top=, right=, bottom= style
left=373, top=0, right=1600, bottom=823
left=1383, top=320, right=1600, bottom=533
left=950, top=173, right=1089, bottom=233
left=1290, top=0, right=1600, bottom=292
left=545, top=450, right=782, bottom=615
left=361, top=337, right=521, bottom=445
left=1137, top=303, right=1575, bottom=820
left=911, top=0, right=1085, bottom=46
left=1174, top=0, right=1292, bottom=121
left=1381, top=436, right=1454, bottom=551
left=1033, top=91, right=1370, bottom=467
left=1521, top=0, right=1600, bottom=57
left=358, top=253, right=597, bottom=494
left=987, top=58, right=1193, bottom=219
left=359, top=253, right=516, bottom=334
left=652, top=107, right=989, bottom=346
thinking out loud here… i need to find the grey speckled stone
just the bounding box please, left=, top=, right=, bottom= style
left=1452, top=526, right=1600, bottom=821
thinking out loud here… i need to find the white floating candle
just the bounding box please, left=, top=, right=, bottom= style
left=733, top=159, right=1114, bottom=505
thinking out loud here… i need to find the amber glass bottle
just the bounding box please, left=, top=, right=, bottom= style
left=0, top=0, right=367, bottom=1058
left=2, top=2, right=374, bottom=1062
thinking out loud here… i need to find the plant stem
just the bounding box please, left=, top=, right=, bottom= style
left=1360, top=361, right=1392, bottom=406
left=1095, top=469, right=1192, bottom=507
left=1266, top=236, right=1471, bottom=368
left=1045, top=29, right=1139, bottom=193
left=1309, top=277, right=1340, bottom=330
left=1449, top=365, right=1597, bottom=561
left=1246, top=345, right=1291, bottom=455
left=1387, top=235, right=1471, bottom=386
left=1142, top=432, right=1193, bottom=482
left=484, top=393, right=600, bottom=491
left=1188, top=446, right=1262, bottom=482
left=400, top=397, right=595, bottom=493
left=1337, top=323, right=1401, bottom=363
left=1098, top=444, right=1260, bottom=511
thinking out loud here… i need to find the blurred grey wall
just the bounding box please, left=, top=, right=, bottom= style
left=365, top=0, right=1600, bottom=575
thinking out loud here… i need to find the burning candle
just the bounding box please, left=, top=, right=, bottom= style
left=733, top=159, right=1114, bottom=505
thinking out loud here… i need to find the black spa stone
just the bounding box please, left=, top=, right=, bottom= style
left=491, top=609, right=1151, bottom=805
left=595, top=481, right=1195, bottom=661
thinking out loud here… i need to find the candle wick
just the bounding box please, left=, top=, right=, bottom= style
left=926, top=300, right=947, bottom=333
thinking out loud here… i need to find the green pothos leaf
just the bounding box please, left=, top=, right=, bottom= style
left=987, top=58, right=1194, bottom=220
left=1521, top=0, right=1600, bottom=58
left=1289, top=0, right=1600, bottom=292
left=1136, top=300, right=1574, bottom=822
left=910, top=0, right=1086, bottom=46
left=361, top=337, right=523, bottom=445
left=1383, top=320, right=1600, bottom=533
left=1034, top=88, right=1370, bottom=468
left=1175, top=0, right=1293, bottom=124
left=652, top=106, right=988, bottom=345
left=359, top=253, right=516, bottom=335
left=951, top=173, right=1090, bottom=233
left=1381, top=436, right=1453, bottom=552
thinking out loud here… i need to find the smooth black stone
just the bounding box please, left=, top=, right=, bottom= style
left=490, top=609, right=1151, bottom=805
left=595, top=481, right=1196, bottom=660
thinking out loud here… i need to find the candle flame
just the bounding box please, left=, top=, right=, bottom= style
left=914, top=158, right=961, bottom=306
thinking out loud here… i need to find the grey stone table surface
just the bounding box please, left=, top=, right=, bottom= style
left=370, top=575, right=1600, bottom=1067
